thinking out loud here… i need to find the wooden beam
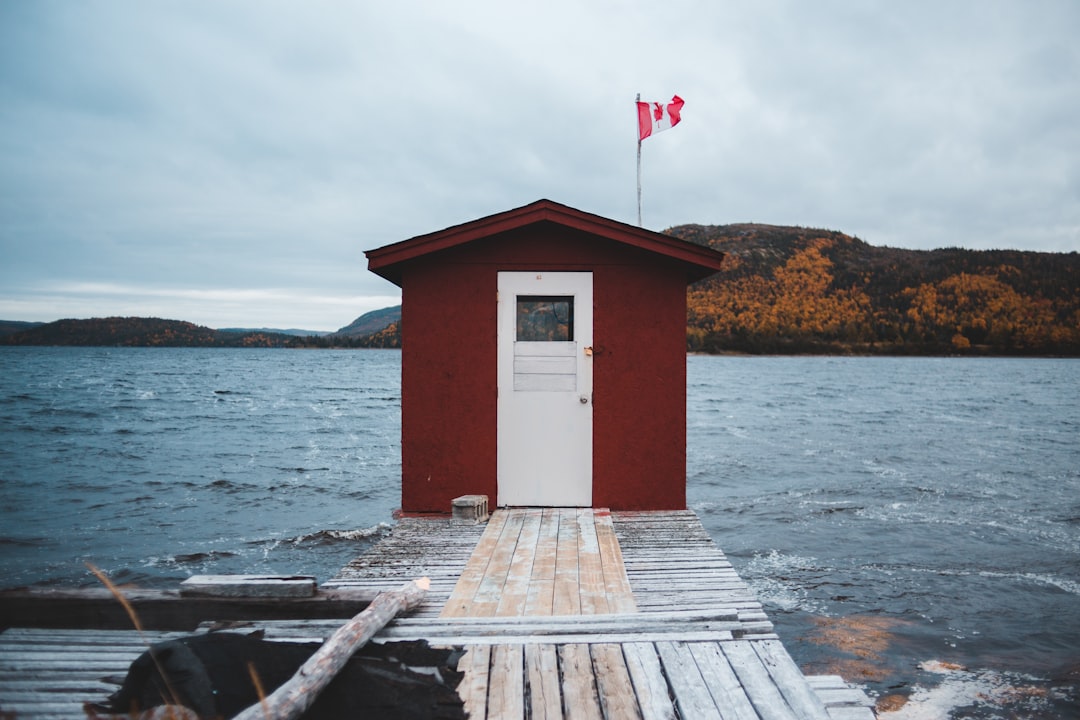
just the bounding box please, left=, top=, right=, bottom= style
left=523, top=509, right=560, bottom=615
left=0, top=587, right=375, bottom=632
left=179, top=575, right=316, bottom=599
left=622, top=642, right=676, bottom=720
left=525, top=643, right=562, bottom=719
left=456, top=645, right=491, bottom=720
left=655, top=641, right=724, bottom=720
left=552, top=509, right=582, bottom=615
left=557, top=644, right=603, bottom=720
left=496, top=509, right=542, bottom=616
left=487, top=644, right=525, bottom=718
left=440, top=510, right=511, bottom=618
left=591, top=643, right=643, bottom=720
left=232, top=577, right=429, bottom=720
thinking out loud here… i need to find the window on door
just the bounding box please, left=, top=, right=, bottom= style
left=516, top=296, right=574, bottom=342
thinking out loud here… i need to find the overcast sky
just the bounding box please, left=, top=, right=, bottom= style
left=2, top=1, right=1077, bottom=331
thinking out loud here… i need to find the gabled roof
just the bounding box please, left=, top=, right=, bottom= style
left=365, top=199, right=725, bottom=286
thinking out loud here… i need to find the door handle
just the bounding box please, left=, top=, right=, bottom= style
left=580, top=395, right=589, bottom=404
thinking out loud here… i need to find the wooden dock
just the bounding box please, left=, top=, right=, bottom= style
left=0, top=509, right=875, bottom=718
left=331, top=508, right=874, bottom=719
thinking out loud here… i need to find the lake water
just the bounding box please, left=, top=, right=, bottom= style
left=1, top=347, right=1077, bottom=718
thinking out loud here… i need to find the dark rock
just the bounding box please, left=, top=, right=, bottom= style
left=94, top=632, right=465, bottom=719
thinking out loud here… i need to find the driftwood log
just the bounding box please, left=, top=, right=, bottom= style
left=231, top=576, right=430, bottom=720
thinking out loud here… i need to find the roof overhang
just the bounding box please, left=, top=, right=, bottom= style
left=365, top=199, right=725, bottom=287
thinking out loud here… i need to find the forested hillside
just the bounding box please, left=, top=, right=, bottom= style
left=0, top=316, right=402, bottom=348
left=3, top=227, right=1075, bottom=355
left=0, top=317, right=299, bottom=347
left=674, top=224, right=1079, bottom=355
left=333, top=305, right=401, bottom=338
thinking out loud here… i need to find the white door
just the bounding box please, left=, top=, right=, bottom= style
left=497, top=272, right=593, bottom=506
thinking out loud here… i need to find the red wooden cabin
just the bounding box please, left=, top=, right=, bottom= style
left=366, top=199, right=724, bottom=514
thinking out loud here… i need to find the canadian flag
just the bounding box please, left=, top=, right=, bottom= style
left=637, top=95, right=684, bottom=141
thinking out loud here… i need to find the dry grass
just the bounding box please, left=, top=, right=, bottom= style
left=84, top=563, right=269, bottom=719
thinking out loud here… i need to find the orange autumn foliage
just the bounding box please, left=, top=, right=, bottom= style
left=673, top=223, right=1080, bottom=355
left=689, top=240, right=873, bottom=346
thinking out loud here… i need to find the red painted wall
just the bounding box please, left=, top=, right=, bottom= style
left=399, top=259, right=497, bottom=514
left=592, top=262, right=688, bottom=511
left=398, top=224, right=689, bottom=513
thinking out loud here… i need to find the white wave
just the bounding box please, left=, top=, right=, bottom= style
left=688, top=500, right=720, bottom=514
left=746, top=548, right=822, bottom=574
left=289, top=523, right=392, bottom=544
left=861, top=457, right=907, bottom=479
left=896, top=565, right=1080, bottom=595
left=744, top=576, right=815, bottom=613
left=976, top=570, right=1080, bottom=596
left=742, top=550, right=831, bottom=614
left=879, top=661, right=1056, bottom=719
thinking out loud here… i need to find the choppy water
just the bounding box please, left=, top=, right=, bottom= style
left=1, top=348, right=1077, bottom=717
left=687, top=356, right=1080, bottom=718
left=0, top=348, right=402, bottom=587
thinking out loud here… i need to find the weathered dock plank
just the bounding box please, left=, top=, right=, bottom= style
left=327, top=515, right=487, bottom=617
left=558, top=643, right=604, bottom=720
left=423, top=509, right=873, bottom=719
left=487, top=643, right=525, bottom=718
left=575, top=511, right=609, bottom=614
left=179, top=574, right=316, bottom=598
left=525, top=643, right=562, bottom=719
left=496, top=509, right=543, bottom=616
left=457, top=643, right=491, bottom=720
left=0, top=508, right=876, bottom=719
left=687, top=641, right=761, bottom=720
left=656, top=640, right=726, bottom=720
left=0, top=629, right=181, bottom=718
left=594, top=510, right=637, bottom=614
left=591, top=643, right=641, bottom=720
left=441, top=507, right=637, bottom=618
left=469, top=509, right=527, bottom=617
left=524, top=509, right=561, bottom=616
left=0, top=585, right=376, bottom=631
left=805, top=676, right=877, bottom=719
left=622, top=641, right=677, bottom=720
left=722, top=639, right=807, bottom=720
left=553, top=508, right=583, bottom=615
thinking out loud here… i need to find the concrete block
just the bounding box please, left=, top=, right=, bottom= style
left=451, top=495, right=489, bottom=524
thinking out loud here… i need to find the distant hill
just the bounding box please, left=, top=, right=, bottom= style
left=0, top=320, right=44, bottom=337
left=333, top=305, right=401, bottom=338
left=673, top=224, right=1080, bottom=355
left=0, top=317, right=300, bottom=348
left=275, top=306, right=402, bottom=348
left=0, top=314, right=402, bottom=349
left=219, top=327, right=331, bottom=337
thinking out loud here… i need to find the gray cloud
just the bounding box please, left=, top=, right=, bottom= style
left=2, top=0, right=1077, bottom=329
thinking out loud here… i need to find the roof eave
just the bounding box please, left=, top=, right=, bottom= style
left=365, top=199, right=725, bottom=286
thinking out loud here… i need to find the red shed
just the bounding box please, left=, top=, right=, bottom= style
left=366, top=199, right=724, bottom=514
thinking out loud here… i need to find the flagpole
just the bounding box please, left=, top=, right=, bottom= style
left=636, top=93, right=643, bottom=227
